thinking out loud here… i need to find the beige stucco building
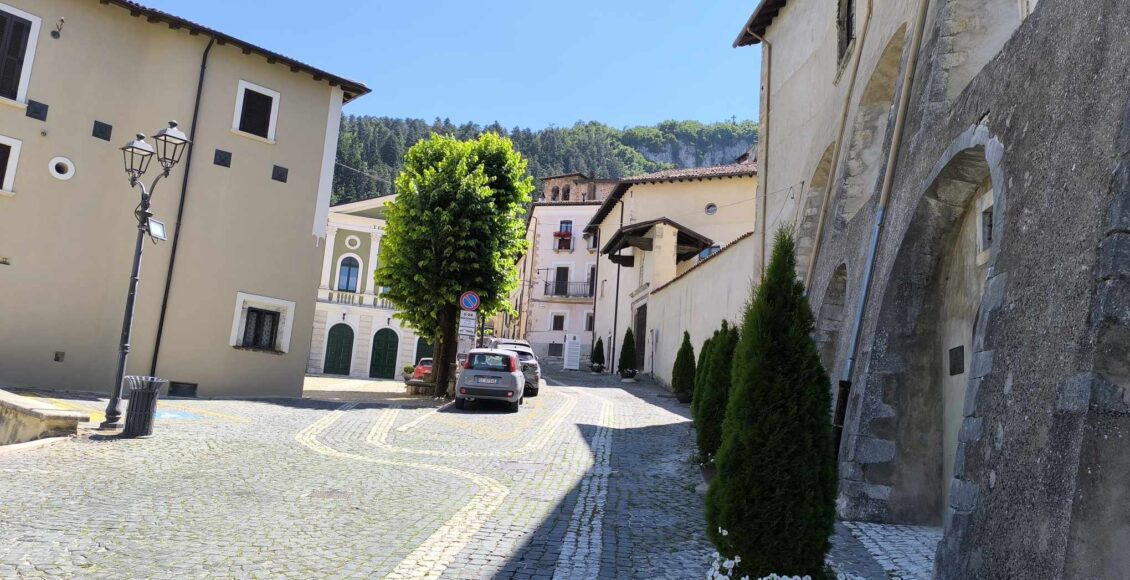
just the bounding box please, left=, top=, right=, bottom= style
left=0, top=0, right=368, bottom=398
left=307, top=197, right=426, bottom=380
left=586, top=162, right=757, bottom=381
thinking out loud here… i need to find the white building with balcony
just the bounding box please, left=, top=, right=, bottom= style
left=306, top=197, right=427, bottom=379
left=502, top=173, right=617, bottom=362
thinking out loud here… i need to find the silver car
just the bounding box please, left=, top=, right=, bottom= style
left=499, top=344, right=541, bottom=397
left=455, top=348, right=525, bottom=412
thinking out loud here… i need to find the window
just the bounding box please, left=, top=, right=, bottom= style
left=562, top=185, right=571, bottom=201
left=586, top=233, right=598, bottom=250
left=337, top=256, right=360, bottom=292
left=556, top=220, right=573, bottom=251
left=232, top=80, right=280, bottom=141
left=241, top=308, right=280, bottom=350
left=704, top=203, right=718, bottom=215
left=698, top=245, right=721, bottom=261
left=0, top=4, right=40, bottom=103
left=585, top=312, right=594, bottom=332
left=229, top=292, right=295, bottom=353
left=467, top=352, right=514, bottom=372
left=837, top=0, right=856, bottom=62
left=548, top=343, right=563, bottom=357
left=588, top=265, right=596, bottom=296
left=551, top=186, right=560, bottom=201
left=0, top=134, right=20, bottom=193
left=551, top=314, right=566, bottom=331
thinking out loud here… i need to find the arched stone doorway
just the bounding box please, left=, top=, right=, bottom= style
left=324, top=323, right=354, bottom=376
left=415, top=337, right=433, bottom=364
left=840, top=137, right=1004, bottom=526
left=369, top=328, right=399, bottom=379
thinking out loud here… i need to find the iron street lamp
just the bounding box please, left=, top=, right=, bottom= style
left=100, top=121, right=190, bottom=429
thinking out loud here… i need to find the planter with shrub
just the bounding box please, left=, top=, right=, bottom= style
left=591, top=337, right=605, bottom=373
left=618, top=328, right=638, bottom=381
left=671, top=331, right=696, bottom=403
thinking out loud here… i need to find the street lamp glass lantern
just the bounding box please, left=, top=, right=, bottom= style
left=153, top=120, right=190, bottom=170
left=121, top=133, right=155, bottom=181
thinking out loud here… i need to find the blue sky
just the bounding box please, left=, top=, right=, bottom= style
left=140, top=0, right=762, bottom=129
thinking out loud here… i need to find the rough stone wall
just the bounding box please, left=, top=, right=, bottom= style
left=800, top=0, right=1130, bottom=576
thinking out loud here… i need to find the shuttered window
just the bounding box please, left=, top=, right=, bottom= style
left=0, top=143, right=10, bottom=186
left=242, top=308, right=280, bottom=350
left=0, top=10, right=32, bottom=101
left=238, top=88, right=274, bottom=138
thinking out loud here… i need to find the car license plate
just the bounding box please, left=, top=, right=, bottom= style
left=478, top=377, right=499, bottom=384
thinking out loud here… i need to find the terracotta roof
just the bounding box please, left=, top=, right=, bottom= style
left=584, top=162, right=757, bottom=233
left=651, top=231, right=756, bottom=295
left=733, top=0, right=789, bottom=47
left=540, top=172, right=591, bottom=181
left=103, top=0, right=370, bottom=102
left=530, top=201, right=603, bottom=208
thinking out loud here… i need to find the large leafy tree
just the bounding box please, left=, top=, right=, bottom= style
left=705, top=230, right=837, bottom=578
left=377, top=133, right=533, bottom=395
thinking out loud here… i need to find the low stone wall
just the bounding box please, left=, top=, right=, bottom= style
left=0, top=389, right=89, bottom=446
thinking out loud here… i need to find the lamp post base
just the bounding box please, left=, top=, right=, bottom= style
left=97, top=420, right=123, bottom=430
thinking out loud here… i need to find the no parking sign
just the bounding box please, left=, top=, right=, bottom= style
left=459, top=291, right=480, bottom=311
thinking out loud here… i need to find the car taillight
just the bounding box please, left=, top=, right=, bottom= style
left=464, top=356, right=472, bottom=370
left=507, top=356, right=517, bottom=372
left=459, top=387, right=466, bottom=394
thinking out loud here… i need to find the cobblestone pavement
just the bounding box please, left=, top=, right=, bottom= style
left=842, top=522, right=943, bottom=579
left=0, top=371, right=712, bottom=578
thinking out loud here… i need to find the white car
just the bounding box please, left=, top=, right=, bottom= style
left=455, top=348, right=525, bottom=412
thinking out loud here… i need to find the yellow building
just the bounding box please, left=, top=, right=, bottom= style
left=0, top=0, right=368, bottom=397
left=586, top=161, right=757, bottom=381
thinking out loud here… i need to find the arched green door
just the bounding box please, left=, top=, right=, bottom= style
left=324, top=324, right=354, bottom=376
left=370, top=328, right=399, bottom=379
left=415, top=337, right=433, bottom=364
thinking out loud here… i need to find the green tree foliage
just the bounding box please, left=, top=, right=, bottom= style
left=332, top=117, right=758, bottom=204
left=592, top=337, right=605, bottom=367
left=693, top=321, right=740, bottom=461
left=377, top=133, right=533, bottom=394
left=618, top=327, right=637, bottom=373
left=691, top=335, right=715, bottom=420
left=671, top=331, right=696, bottom=396
left=705, top=230, right=837, bottom=578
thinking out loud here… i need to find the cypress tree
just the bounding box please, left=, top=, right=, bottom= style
left=694, top=321, right=739, bottom=461
left=592, top=337, right=605, bottom=368
left=691, top=335, right=715, bottom=421
left=618, top=328, right=637, bottom=374
left=671, top=331, right=696, bottom=402
left=705, top=229, right=837, bottom=578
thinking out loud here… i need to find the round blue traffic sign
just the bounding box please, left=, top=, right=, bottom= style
left=459, top=291, right=480, bottom=311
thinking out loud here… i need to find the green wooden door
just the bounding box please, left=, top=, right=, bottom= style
left=324, top=324, right=354, bottom=375
left=370, top=328, right=399, bottom=379
left=415, top=337, right=433, bottom=364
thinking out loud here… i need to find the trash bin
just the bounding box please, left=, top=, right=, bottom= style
left=122, top=376, right=168, bottom=438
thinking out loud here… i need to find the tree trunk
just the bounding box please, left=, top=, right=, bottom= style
left=432, top=304, right=459, bottom=398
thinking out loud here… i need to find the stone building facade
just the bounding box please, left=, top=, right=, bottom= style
left=736, top=0, right=1130, bottom=576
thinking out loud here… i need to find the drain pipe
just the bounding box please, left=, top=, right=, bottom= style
left=149, top=36, right=214, bottom=377
left=840, top=0, right=931, bottom=386
left=803, top=0, right=875, bottom=291
left=747, top=31, right=771, bottom=277
left=608, top=199, right=625, bottom=374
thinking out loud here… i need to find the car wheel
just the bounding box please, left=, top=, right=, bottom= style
left=454, top=398, right=466, bottom=410
left=508, top=400, right=520, bottom=413
left=528, top=387, right=540, bottom=397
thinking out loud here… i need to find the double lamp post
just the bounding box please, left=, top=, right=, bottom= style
left=100, top=121, right=190, bottom=430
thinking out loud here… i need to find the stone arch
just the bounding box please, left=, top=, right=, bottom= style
left=937, top=0, right=1023, bottom=103
left=835, top=25, right=907, bottom=227
left=839, top=128, right=1007, bottom=526
left=795, top=141, right=837, bottom=277
left=815, top=264, right=849, bottom=376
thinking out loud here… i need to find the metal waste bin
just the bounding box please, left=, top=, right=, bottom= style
left=122, top=376, right=167, bottom=438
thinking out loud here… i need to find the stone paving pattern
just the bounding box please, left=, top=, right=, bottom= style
left=0, top=372, right=936, bottom=578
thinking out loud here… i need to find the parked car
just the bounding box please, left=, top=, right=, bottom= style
left=498, top=344, right=541, bottom=396
left=489, top=338, right=531, bottom=350
left=412, top=358, right=433, bottom=380
left=455, top=349, right=525, bottom=412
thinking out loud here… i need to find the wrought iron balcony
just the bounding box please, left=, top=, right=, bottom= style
left=543, top=280, right=595, bottom=298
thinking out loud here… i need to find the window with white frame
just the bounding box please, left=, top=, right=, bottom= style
left=585, top=312, right=594, bottom=332
left=337, top=256, right=361, bottom=292
left=0, top=3, right=41, bottom=104
left=232, top=80, right=280, bottom=141
left=0, top=133, right=21, bottom=193
left=551, top=313, right=566, bottom=331
left=230, top=292, right=295, bottom=352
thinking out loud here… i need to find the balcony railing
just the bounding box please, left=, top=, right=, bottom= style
left=318, top=288, right=395, bottom=310
left=543, top=280, right=594, bottom=298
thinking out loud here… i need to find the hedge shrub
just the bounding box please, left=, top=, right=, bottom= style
left=705, top=229, right=837, bottom=579
left=694, top=320, right=739, bottom=461
left=592, top=337, right=605, bottom=367
left=671, top=331, right=696, bottom=396
left=618, top=327, right=637, bottom=373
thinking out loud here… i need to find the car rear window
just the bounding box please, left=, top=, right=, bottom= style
left=418, top=359, right=432, bottom=366
left=468, top=353, right=512, bottom=372
left=506, top=351, right=535, bottom=362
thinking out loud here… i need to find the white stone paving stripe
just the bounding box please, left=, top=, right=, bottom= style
left=395, top=400, right=452, bottom=433
left=552, top=392, right=615, bottom=580
left=294, top=403, right=510, bottom=579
